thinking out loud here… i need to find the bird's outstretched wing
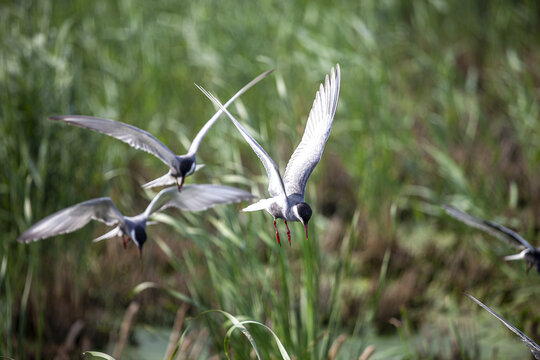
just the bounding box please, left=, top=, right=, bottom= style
left=187, top=69, right=274, bottom=156
left=18, top=198, right=124, bottom=243
left=50, top=115, right=177, bottom=166
left=283, top=65, right=340, bottom=197
left=466, top=294, right=540, bottom=359
left=443, top=205, right=535, bottom=251
left=144, top=184, right=255, bottom=215
left=196, top=85, right=287, bottom=199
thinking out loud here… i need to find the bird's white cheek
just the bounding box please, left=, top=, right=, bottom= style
left=188, top=161, right=196, bottom=175
left=130, top=230, right=139, bottom=246
left=293, top=206, right=301, bottom=222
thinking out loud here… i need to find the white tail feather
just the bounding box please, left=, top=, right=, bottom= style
left=93, top=227, right=120, bottom=242
left=142, top=172, right=176, bottom=189
left=242, top=198, right=273, bottom=212
left=504, top=249, right=529, bottom=261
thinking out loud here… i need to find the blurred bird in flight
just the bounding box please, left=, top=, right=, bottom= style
left=50, top=70, right=274, bottom=191
left=18, top=184, right=254, bottom=256
left=444, top=205, right=540, bottom=274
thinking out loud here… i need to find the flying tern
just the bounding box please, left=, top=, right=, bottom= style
left=50, top=70, right=274, bottom=191
left=466, top=293, right=540, bottom=359
left=197, top=65, right=340, bottom=245
left=443, top=204, right=540, bottom=274
left=18, top=184, right=255, bottom=256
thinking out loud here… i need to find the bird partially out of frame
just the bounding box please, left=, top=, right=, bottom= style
left=466, top=293, right=540, bottom=359
left=443, top=205, right=540, bottom=274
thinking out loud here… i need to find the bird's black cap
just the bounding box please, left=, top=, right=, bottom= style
left=134, top=226, right=147, bottom=249
left=297, top=202, right=312, bottom=224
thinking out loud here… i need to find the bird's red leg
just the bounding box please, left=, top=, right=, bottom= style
left=122, top=235, right=129, bottom=249
left=177, top=177, right=185, bottom=191
left=273, top=219, right=281, bottom=246
left=284, top=220, right=291, bottom=246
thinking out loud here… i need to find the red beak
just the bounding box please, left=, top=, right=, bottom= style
left=304, top=223, right=308, bottom=241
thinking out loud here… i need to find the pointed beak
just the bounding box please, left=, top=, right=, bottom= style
left=177, top=177, right=185, bottom=191
left=138, top=245, right=143, bottom=259
left=303, top=222, right=308, bottom=241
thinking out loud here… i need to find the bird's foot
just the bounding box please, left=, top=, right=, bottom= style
left=284, top=220, right=291, bottom=246
left=273, top=219, right=281, bottom=246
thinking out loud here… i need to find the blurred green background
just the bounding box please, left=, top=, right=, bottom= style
left=2, top=0, right=540, bottom=359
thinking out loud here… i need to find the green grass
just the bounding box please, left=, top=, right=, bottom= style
left=2, top=0, right=540, bottom=359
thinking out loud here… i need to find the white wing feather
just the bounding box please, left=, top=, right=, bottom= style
left=196, top=85, right=287, bottom=199
left=187, top=69, right=274, bottom=155
left=142, top=172, right=176, bottom=189
left=283, top=65, right=340, bottom=197
left=92, top=227, right=121, bottom=242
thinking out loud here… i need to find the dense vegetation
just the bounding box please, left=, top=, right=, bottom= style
left=2, top=0, right=540, bottom=358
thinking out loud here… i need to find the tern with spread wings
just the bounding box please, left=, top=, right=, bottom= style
left=50, top=70, right=273, bottom=191
left=443, top=205, right=540, bottom=274
left=466, top=294, right=540, bottom=359
left=18, top=185, right=255, bottom=256
left=197, top=65, right=340, bottom=245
